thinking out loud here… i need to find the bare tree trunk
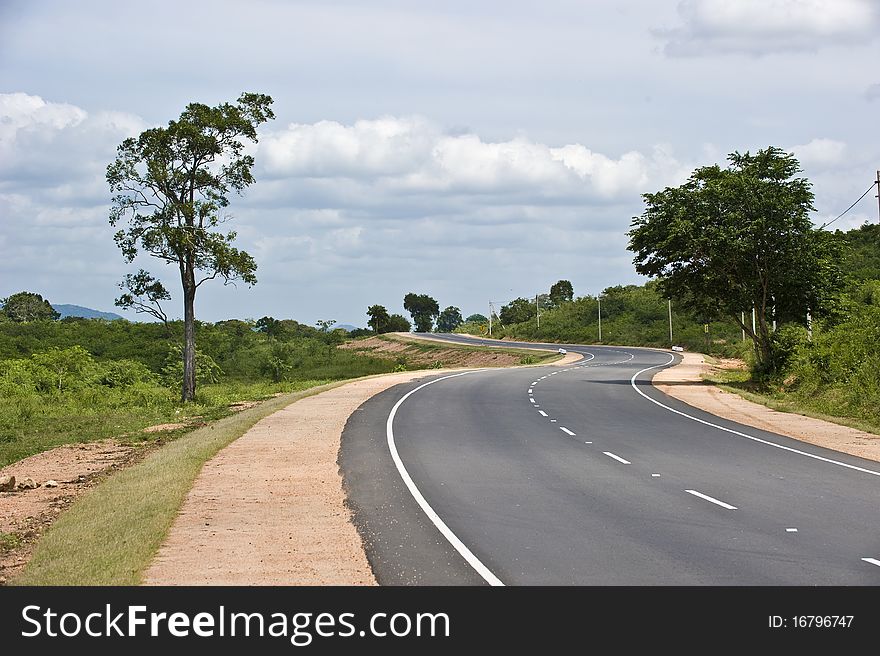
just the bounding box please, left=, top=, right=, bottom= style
left=182, top=266, right=197, bottom=402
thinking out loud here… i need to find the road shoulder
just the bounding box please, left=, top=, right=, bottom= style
left=653, top=352, right=880, bottom=464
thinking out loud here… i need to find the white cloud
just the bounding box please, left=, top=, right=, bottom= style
left=866, top=83, right=880, bottom=102
left=260, top=117, right=688, bottom=200
left=659, top=0, right=879, bottom=56
left=789, top=138, right=847, bottom=168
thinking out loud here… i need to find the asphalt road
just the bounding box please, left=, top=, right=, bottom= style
left=339, top=334, right=880, bottom=585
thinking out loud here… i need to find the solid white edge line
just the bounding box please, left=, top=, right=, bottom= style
left=603, top=451, right=631, bottom=465
left=387, top=370, right=504, bottom=586
left=685, top=489, right=738, bottom=510
left=538, top=410, right=548, bottom=417
left=862, top=558, right=880, bottom=567
left=630, top=355, right=880, bottom=478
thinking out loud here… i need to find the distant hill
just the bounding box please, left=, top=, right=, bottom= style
left=336, top=324, right=361, bottom=332
left=54, top=304, right=125, bottom=321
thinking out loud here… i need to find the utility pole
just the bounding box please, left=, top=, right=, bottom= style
left=876, top=170, right=880, bottom=222
left=597, top=294, right=602, bottom=343
left=668, top=299, right=673, bottom=347
left=741, top=311, right=746, bottom=342
left=536, top=294, right=540, bottom=329
left=488, top=301, right=492, bottom=336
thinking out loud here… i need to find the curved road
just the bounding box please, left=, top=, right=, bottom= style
left=340, top=334, right=880, bottom=585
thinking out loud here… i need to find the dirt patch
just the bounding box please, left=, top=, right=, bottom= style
left=653, top=352, right=880, bottom=463
left=0, top=440, right=149, bottom=584
left=339, top=335, right=529, bottom=368
left=142, top=423, right=187, bottom=433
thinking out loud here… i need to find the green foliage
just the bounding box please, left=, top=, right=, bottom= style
left=160, top=347, right=223, bottom=387
left=465, top=314, right=488, bottom=323
left=491, top=281, right=746, bottom=356
left=549, top=280, right=574, bottom=306
left=628, top=147, right=845, bottom=371
left=366, top=305, right=391, bottom=333
left=386, top=314, right=412, bottom=332
left=403, top=293, right=440, bottom=332
left=436, top=306, right=463, bottom=332
left=2, top=291, right=60, bottom=322
left=115, top=270, right=170, bottom=325
left=500, top=297, right=534, bottom=325
left=836, top=223, right=880, bottom=283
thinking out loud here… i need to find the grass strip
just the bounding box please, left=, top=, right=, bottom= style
left=11, top=379, right=354, bottom=586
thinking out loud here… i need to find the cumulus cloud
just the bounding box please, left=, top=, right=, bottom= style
left=259, top=117, right=687, bottom=200
left=658, top=0, right=879, bottom=56
left=789, top=138, right=847, bottom=168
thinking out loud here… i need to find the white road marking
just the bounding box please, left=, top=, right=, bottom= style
left=862, top=558, right=880, bottom=567
left=528, top=389, right=533, bottom=394
left=559, top=427, right=576, bottom=436
left=584, top=441, right=592, bottom=444
left=603, top=451, right=631, bottom=465
left=786, top=528, right=798, bottom=533
left=550, top=419, right=557, bottom=422
left=530, top=398, right=536, bottom=404
left=685, top=489, right=737, bottom=510
left=651, top=473, right=660, bottom=477
left=630, top=355, right=880, bottom=479
left=538, top=410, right=548, bottom=417
left=386, top=370, right=504, bottom=586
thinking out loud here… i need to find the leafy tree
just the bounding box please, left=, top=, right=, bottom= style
left=549, top=280, right=574, bottom=306
left=386, top=314, right=412, bottom=332
left=403, top=293, right=439, bottom=332
left=315, top=319, right=336, bottom=333
left=2, top=292, right=60, bottom=322
left=436, top=306, right=463, bottom=332
left=255, top=316, right=284, bottom=339
left=115, top=269, right=171, bottom=327
left=367, top=305, right=391, bottom=333
left=628, top=147, right=844, bottom=372
left=107, top=92, right=275, bottom=401
left=465, top=313, right=488, bottom=323
left=499, top=297, right=534, bottom=325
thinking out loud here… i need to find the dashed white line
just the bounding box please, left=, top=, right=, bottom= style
left=603, top=451, right=631, bottom=465
left=786, top=528, right=798, bottom=533
left=528, top=389, right=533, bottom=395
left=530, top=398, right=536, bottom=404
left=584, top=441, right=592, bottom=444
left=538, top=410, right=548, bottom=417
left=862, top=558, right=880, bottom=567
left=651, top=473, right=660, bottom=478
left=685, top=489, right=737, bottom=510
left=550, top=419, right=557, bottom=423
left=559, top=427, right=576, bottom=436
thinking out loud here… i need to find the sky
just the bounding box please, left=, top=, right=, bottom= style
left=1, top=0, right=879, bottom=327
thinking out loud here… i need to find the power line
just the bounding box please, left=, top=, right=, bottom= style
left=819, top=181, right=878, bottom=229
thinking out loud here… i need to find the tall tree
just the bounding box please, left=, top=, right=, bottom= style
left=499, top=297, right=534, bottom=325
left=465, top=313, right=488, bottom=323
left=549, top=280, right=574, bottom=306
left=366, top=305, right=391, bottom=333
left=628, top=147, right=844, bottom=372
left=386, top=313, right=412, bottom=332
left=107, top=92, right=274, bottom=401
left=1, top=291, right=59, bottom=322
left=436, top=306, right=463, bottom=332
left=403, top=293, right=440, bottom=332
left=114, top=269, right=170, bottom=328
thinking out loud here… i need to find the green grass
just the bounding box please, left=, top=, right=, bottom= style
left=10, top=378, right=349, bottom=586
left=704, top=365, right=880, bottom=437
left=0, top=380, right=331, bottom=468
left=1, top=531, right=22, bottom=553
left=375, top=333, right=561, bottom=364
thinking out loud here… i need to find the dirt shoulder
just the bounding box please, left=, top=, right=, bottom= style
left=0, top=440, right=146, bottom=584
left=653, top=352, right=880, bottom=463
